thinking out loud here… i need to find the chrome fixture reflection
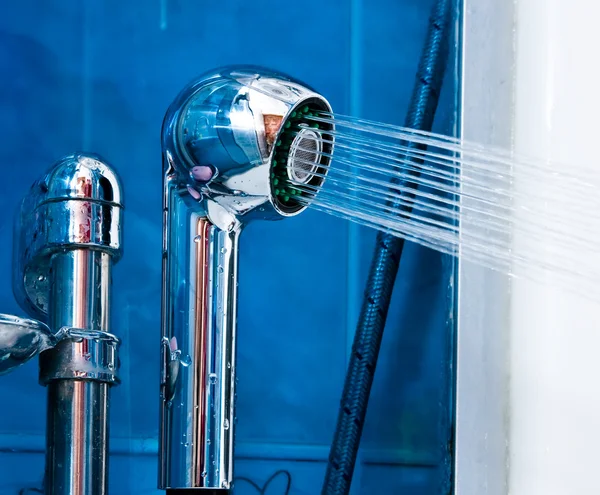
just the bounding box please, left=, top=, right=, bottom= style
left=0, top=153, right=123, bottom=495
left=159, top=66, right=334, bottom=492
left=0, top=315, right=55, bottom=375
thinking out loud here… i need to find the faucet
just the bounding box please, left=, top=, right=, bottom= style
left=159, top=66, right=334, bottom=492
left=0, top=153, right=124, bottom=495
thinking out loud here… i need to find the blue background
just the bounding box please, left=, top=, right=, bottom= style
left=0, top=1, right=458, bottom=493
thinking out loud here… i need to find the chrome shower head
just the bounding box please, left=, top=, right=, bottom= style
left=159, top=66, right=334, bottom=493
left=161, top=65, right=334, bottom=230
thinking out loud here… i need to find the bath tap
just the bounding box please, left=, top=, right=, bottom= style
left=159, top=66, right=334, bottom=492
left=0, top=153, right=124, bottom=495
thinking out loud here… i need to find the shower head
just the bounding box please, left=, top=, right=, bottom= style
left=159, top=66, right=334, bottom=493
left=161, top=65, right=334, bottom=231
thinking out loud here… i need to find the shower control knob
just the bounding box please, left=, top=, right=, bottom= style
left=0, top=313, right=56, bottom=376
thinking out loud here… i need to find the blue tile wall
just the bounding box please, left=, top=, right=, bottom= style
left=0, top=1, right=458, bottom=494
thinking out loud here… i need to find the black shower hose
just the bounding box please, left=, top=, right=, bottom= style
left=321, top=0, right=453, bottom=493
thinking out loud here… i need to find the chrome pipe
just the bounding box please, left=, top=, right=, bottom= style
left=159, top=66, right=333, bottom=492
left=0, top=153, right=124, bottom=495
left=48, top=250, right=111, bottom=333
left=45, top=380, right=109, bottom=495
left=40, top=249, right=116, bottom=495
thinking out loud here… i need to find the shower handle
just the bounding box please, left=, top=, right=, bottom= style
left=159, top=180, right=237, bottom=491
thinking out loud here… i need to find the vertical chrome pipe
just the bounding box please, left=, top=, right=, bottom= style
left=45, top=380, right=109, bottom=495
left=158, top=66, right=334, bottom=492
left=41, top=250, right=114, bottom=495
left=8, top=153, right=124, bottom=495
left=160, top=181, right=237, bottom=491
left=49, top=250, right=111, bottom=332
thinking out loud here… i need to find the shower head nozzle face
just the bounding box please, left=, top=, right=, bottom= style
left=162, top=66, right=334, bottom=229
left=269, top=101, right=334, bottom=215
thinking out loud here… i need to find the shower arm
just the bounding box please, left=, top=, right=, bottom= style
left=158, top=66, right=333, bottom=493
left=0, top=153, right=124, bottom=495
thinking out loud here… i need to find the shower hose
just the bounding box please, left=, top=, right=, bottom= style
left=322, top=0, right=453, bottom=493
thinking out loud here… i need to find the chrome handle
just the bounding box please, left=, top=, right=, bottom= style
left=0, top=313, right=56, bottom=375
